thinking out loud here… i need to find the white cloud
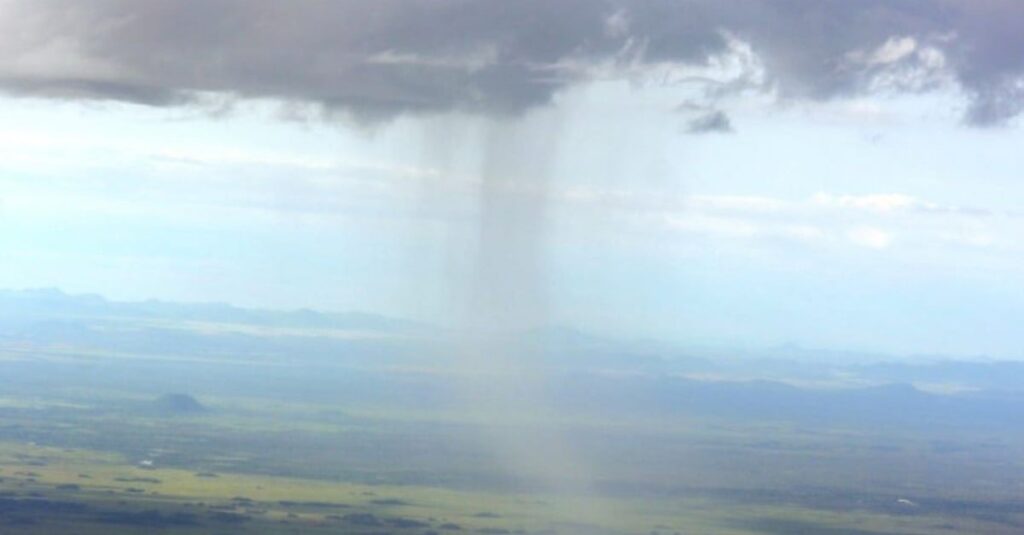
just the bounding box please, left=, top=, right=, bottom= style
left=845, top=35, right=953, bottom=94
left=847, top=226, right=893, bottom=249
left=852, top=36, right=919, bottom=66
left=689, top=194, right=786, bottom=213
left=1, top=114, right=1016, bottom=271
left=813, top=192, right=931, bottom=212
left=559, top=189, right=1024, bottom=268
left=603, top=9, right=630, bottom=39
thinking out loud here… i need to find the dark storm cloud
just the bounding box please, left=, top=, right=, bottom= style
left=686, top=110, right=733, bottom=134
left=1, top=0, right=1023, bottom=125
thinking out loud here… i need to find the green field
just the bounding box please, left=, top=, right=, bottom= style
left=0, top=384, right=1022, bottom=534
left=1, top=303, right=1023, bottom=534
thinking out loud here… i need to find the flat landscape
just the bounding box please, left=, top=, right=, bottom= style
left=9, top=3, right=1024, bottom=532
left=1, top=290, right=1023, bottom=534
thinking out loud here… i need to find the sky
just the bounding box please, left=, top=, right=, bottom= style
left=3, top=1, right=1024, bottom=358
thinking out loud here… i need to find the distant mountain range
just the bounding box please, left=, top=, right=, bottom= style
left=2, top=287, right=1024, bottom=403
left=0, top=288, right=421, bottom=332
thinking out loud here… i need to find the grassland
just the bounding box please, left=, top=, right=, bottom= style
left=0, top=387, right=1022, bottom=534
left=1, top=299, right=1023, bottom=534
left=1, top=439, right=1019, bottom=535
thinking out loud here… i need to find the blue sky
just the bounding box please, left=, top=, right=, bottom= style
left=3, top=1, right=1024, bottom=358
left=4, top=81, right=1024, bottom=358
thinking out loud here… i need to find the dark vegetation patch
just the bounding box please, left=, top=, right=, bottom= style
left=370, top=497, right=412, bottom=506
left=731, top=517, right=918, bottom=534
left=194, top=471, right=218, bottom=478
left=700, top=487, right=1024, bottom=526
left=93, top=509, right=200, bottom=527
left=3, top=516, right=37, bottom=526
left=473, top=512, right=501, bottom=518
left=387, top=516, right=430, bottom=528
left=343, top=512, right=382, bottom=526
left=114, top=476, right=162, bottom=484
left=0, top=497, right=88, bottom=515
left=279, top=500, right=350, bottom=508
left=551, top=521, right=606, bottom=534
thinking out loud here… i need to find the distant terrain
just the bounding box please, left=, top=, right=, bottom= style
left=1, top=288, right=1023, bottom=534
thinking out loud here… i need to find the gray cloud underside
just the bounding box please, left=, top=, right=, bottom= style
left=2, top=0, right=1023, bottom=125
left=686, top=110, right=733, bottom=134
